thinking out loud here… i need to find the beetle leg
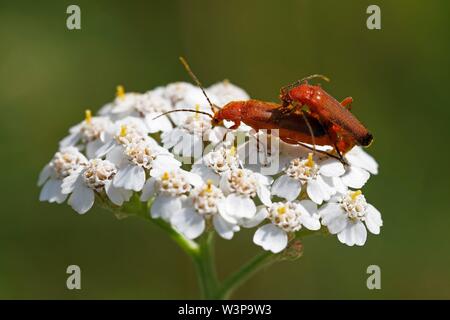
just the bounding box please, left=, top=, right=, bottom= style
left=333, top=142, right=347, bottom=165
left=280, top=136, right=341, bottom=161
left=229, top=120, right=241, bottom=129
left=326, top=125, right=350, bottom=165
left=340, top=97, right=353, bottom=110
left=300, top=112, right=317, bottom=155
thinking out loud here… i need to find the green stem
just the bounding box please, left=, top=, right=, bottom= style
left=100, top=194, right=322, bottom=299
left=101, top=195, right=199, bottom=256
left=216, top=228, right=321, bottom=299
left=217, top=250, right=276, bottom=299
left=192, top=232, right=220, bottom=299
left=151, top=217, right=199, bottom=255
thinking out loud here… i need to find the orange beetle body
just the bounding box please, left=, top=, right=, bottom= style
left=176, top=57, right=372, bottom=158
left=283, top=84, right=373, bottom=150
left=214, top=99, right=339, bottom=149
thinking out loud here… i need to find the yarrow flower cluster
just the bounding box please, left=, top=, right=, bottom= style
left=39, top=80, right=382, bottom=254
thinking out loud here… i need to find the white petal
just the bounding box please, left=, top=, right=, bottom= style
left=152, top=155, right=180, bottom=171
left=105, top=145, right=125, bottom=166
left=207, top=126, right=228, bottom=144
left=365, top=204, right=383, bottom=235
left=68, top=185, right=95, bottom=214
left=316, top=175, right=334, bottom=200
left=254, top=172, right=273, bottom=186
left=219, top=174, right=232, bottom=194
left=192, top=135, right=204, bottom=159
left=257, top=184, right=272, bottom=206
left=145, top=113, right=173, bottom=133
left=191, top=165, right=220, bottom=185
left=320, top=203, right=348, bottom=234
left=306, top=179, right=325, bottom=205
left=217, top=198, right=237, bottom=224
left=271, top=175, right=301, bottom=201
left=61, top=171, right=83, bottom=194
left=94, top=139, right=115, bottom=158
left=113, top=163, right=146, bottom=191
left=37, top=164, right=52, bottom=186
left=151, top=195, right=181, bottom=221
left=171, top=207, right=205, bottom=239
left=297, top=200, right=320, bottom=230
left=39, top=179, right=67, bottom=203
left=341, top=166, right=370, bottom=189
left=105, top=181, right=132, bottom=206
left=59, top=132, right=80, bottom=148
left=225, top=194, right=256, bottom=220
left=140, top=177, right=156, bottom=201
left=331, top=176, right=348, bottom=195
left=161, top=128, right=182, bottom=149
left=182, top=171, right=203, bottom=188
left=253, top=224, right=288, bottom=253
left=213, top=215, right=239, bottom=240
left=319, top=159, right=345, bottom=177
left=298, top=199, right=318, bottom=215
left=337, top=221, right=367, bottom=246
left=346, top=146, right=378, bottom=175
left=174, top=133, right=202, bottom=158
left=299, top=213, right=321, bottom=230
left=67, top=122, right=83, bottom=134
left=86, top=140, right=104, bottom=159
left=240, top=206, right=268, bottom=228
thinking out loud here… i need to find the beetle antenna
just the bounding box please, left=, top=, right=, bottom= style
left=300, top=74, right=330, bottom=83
left=179, top=57, right=219, bottom=113
left=152, top=109, right=213, bottom=121
left=281, top=74, right=331, bottom=92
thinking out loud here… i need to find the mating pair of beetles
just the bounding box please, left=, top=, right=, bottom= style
left=158, top=57, right=373, bottom=164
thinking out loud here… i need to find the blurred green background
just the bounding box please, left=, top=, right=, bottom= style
left=1, top=0, right=449, bottom=299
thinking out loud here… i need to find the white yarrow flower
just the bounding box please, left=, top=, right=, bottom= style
left=161, top=110, right=227, bottom=158
left=340, top=146, right=378, bottom=189
left=59, top=111, right=113, bottom=159
left=207, top=80, right=250, bottom=107
left=253, top=200, right=320, bottom=253
left=94, top=116, right=154, bottom=158
left=140, top=169, right=203, bottom=222
left=320, top=190, right=382, bottom=246
left=39, top=79, right=382, bottom=255
left=271, top=153, right=346, bottom=205
left=191, top=144, right=240, bottom=185
left=171, top=181, right=240, bottom=240
left=98, top=85, right=142, bottom=118
left=61, top=159, right=131, bottom=214
left=218, top=168, right=272, bottom=224
left=38, top=147, right=88, bottom=204
left=106, top=137, right=180, bottom=192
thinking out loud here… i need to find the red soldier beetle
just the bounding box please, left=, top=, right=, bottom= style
left=155, top=58, right=371, bottom=163
left=280, top=77, right=373, bottom=155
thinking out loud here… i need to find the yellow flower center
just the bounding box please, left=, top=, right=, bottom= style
left=162, top=171, right=170, bottom=181
left=205, top=179, right=213, bottom=193
left=116, top=85, right=125, bottom=99
left=119, top=125, right=127, bottom=137
left=85, top=109, right=92, bottom=124
left=277, top=206, right=287, bottom=215
left=194, top=104, right=200, bottom=120
left=305, top=153, right=314, bottom=167
left=351, top=190, right=362, bottom=201
left=229, top=146, right=236, bottom=157
left=226, top=146, right=237, bottom=166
